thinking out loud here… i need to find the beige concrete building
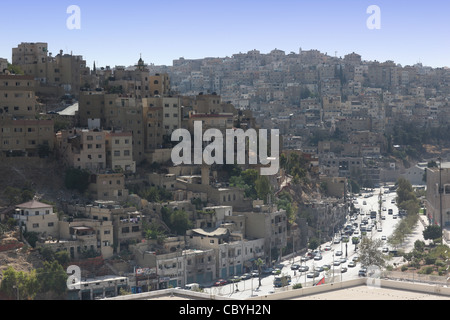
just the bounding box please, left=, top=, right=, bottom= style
left=149, top=73, right=171, bottom=97
left=243, top=204, right=288, bottom=264
left=56, top=128, right=106, bottom=172
left=0, top=75, right=38, bottom=118
left=69, top=202, right=143, bottom=254
left=105, top=131, right=136, bottom=173
left=0, top=117, right=54, bottom=157
left=57, top=218, right=114, bottom=259
left=88, top=173, right=129, bottom=202
left=12, top=43, right=90, bottom=96
left=13, top=200, right=59, bottom=237
left=12, top=42, right=48, bottom=65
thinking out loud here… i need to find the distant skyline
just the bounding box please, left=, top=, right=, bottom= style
left=1, top=0, right=449, bottom=69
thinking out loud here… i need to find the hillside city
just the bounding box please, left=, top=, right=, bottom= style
left=0, top=43, right=449, bottom=300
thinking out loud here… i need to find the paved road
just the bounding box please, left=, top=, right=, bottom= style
left=205, top=187, right=429, bottom=299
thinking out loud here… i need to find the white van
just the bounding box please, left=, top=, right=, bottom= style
left=184, top=283, right=200, bottom=291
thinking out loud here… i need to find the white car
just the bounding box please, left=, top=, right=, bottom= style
left=381, top=235, right=387, bottom=240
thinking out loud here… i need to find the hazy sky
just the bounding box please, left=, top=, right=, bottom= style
left=1, top=0, right=449, bottom=68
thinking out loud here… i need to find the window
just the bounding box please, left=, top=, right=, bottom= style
left=32, top=223, right=39, bottom=228
left=445, top=185, right=450, bottom=194
left=114, top=151, right=120, bottom=157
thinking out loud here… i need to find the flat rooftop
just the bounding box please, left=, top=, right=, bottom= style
left=290, top=285, right=449, bottom=300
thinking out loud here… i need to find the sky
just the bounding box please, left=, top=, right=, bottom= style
left=1, top=0, right=449, bottom=69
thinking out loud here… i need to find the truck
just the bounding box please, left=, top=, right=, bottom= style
left=273, top=275, right=292, bottom=288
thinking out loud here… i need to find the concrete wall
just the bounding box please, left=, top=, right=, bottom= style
left=247, top=278, right=450, bottom=300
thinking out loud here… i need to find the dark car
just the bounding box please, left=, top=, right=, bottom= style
left=306, top=271, right=320, bottom=278
left=291, top=264, right=301, bottom=270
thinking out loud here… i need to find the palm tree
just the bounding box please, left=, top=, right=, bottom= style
left=255, top=258, right=264, bottom=287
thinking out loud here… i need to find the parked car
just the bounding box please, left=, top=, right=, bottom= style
left=307, top=271, right=320, bottom=278
left=314, top=255, right=323, bottom=261
left=324, top=245, right=332, bottom=251
left=335, top=250, right=343, bottom=256
left=214, top=279, right=227, bottom=286
left=358, top=268, right=367, bottom=277
left=341, top=266, right=348, bottom=273
left=272, top=268, right=281, bottom=275
left=299, top=265, right=309, bottom=272
left=348, top=261, right=356, bottom=268
left=229, top=276, right=241, bottom=283
left=240, top=273, right=252, bottom=280
left=291, top=264, right=300, bottom=270
left=262, top=267, right=273, bottom=275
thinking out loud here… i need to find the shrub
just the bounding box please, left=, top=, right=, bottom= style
left=293, top=283, right=302, bottom=289
left=401, top=265, right=408, bottom=272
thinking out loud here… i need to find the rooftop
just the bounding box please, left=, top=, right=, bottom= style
left=16, top=200, right=53, bottom=209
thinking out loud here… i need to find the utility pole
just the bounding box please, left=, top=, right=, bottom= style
left=439, top=158, right=444, bottom=244
left=378, top=188, right=382, bottom=220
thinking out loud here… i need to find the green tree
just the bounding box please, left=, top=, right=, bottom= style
left=255, top=175, right=272, bottom=203
left=64, top=168, right=91, bottom=193
left=0, top=266, right=38, bottom=300
left=161, top=207, right=192, bottom=235
left=358, top=237, right=386, bottom=268
left=423, top=225, right=442, bottom=241
left=396, top=177, right=416, bottom=205
left=36, top=260, right=68, bottom=299
left=6, top=63, right=24, bottom=75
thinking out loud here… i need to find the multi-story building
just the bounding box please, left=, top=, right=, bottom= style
left=12, top=43, right=90, bottom=96
left=56, top=128, right=106, bottom=172
left=0, top=75, right=37, bottom=118
left=426, top=163, right=450, bottom=241
left=87, top=173, right=129, bottom=203
left=13, top=200, right=59, bottom=237
left=57, top=218, right=114, bottom=259
left=243, top=204, right=288, bottom=265
left=105, top=131, right=136, bottom=173
left=68, top=201, right=142, bottom=254
left=0, top=117, right=54, bottom=157
left=12, top=42, right=48, bottom=65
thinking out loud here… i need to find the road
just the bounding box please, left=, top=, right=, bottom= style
left=205, top=186, right=428, bottom=299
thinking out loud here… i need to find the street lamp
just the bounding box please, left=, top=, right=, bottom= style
left=438, top=158, right=444, bottom=244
